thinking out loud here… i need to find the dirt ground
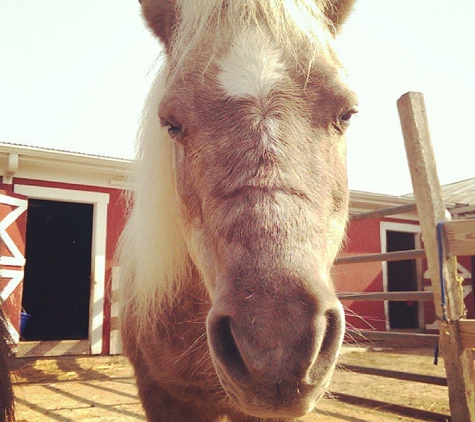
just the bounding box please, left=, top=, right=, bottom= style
left=12, top=346, right=452, bottom=422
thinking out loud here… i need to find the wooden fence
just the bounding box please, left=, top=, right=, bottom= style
left=334, top=92, right=475, bottom=421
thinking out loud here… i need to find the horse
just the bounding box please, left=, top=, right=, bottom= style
left=0, top=309, right=15, bottom=422
left=119, top=1, right=357, bottom=420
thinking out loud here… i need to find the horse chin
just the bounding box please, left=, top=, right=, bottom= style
left=212, top=358, right=332, bottom=419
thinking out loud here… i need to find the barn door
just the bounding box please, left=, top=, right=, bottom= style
left=0, top=190, right=28, bottom=344
left=387, top=230, right=420, bottom=329
left=21, top=199, right=93, bottom=341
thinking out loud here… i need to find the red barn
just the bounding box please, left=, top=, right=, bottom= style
left=1, top=142, right=474, bottom=355
left=336, top=186, right=475, bottom=337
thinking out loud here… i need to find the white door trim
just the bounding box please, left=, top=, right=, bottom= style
left=0, top=193, right=28, bottom=343
left=14, top=185, right=109, bottom=354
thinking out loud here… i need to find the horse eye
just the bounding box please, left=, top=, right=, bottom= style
left=167, top=125, right=182, bottom=138
left=160, top=118, right=183, bottom=140
left=340, top=108, right=358, bottom=125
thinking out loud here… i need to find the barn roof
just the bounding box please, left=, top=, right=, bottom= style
left=440, top=178, right=475, bottom=206
left=401, top=178, right=475, bottom=219
left=0, top=141, right=130, bottom=163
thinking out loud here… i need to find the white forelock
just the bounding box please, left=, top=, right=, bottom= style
left=218, top=26, right=286, bottom=100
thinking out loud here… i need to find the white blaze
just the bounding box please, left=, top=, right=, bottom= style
left=218, top=27, right=286, bottom=100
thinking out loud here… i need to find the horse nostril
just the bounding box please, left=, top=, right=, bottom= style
left=319, top=308, right=344, bottom=358
left=209, top=316, right=249, bottom=380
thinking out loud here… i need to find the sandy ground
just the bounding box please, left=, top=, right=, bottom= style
left=12, top=346, right=452, bottom=422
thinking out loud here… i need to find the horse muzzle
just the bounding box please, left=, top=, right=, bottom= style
left=206, top=273, right=345, bottom=418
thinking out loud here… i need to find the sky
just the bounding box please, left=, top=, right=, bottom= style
left=1, top=0, right=475, bottom=196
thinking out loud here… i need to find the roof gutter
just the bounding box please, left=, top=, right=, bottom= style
left=3, top=153, right=19, bottom=184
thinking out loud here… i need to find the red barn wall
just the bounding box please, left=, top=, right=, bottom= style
left=333, top=218, right=386, bottom=331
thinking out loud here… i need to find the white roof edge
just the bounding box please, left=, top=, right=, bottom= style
left=0, top=142, right=132, bottom=168
left=0, top=142, right=133, bottom=189
left=350, top=190, right=414, bottom=204
left=349, top=190, right=414, bottom=214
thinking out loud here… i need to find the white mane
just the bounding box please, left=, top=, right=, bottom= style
left=118, top=60, right=191, bottom=332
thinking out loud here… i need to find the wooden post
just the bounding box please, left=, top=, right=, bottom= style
left=397, top=92, right=475, bottom=422
left=472, top=255, right=475, bottom=316
left=109, top=266, right=122, bottom=355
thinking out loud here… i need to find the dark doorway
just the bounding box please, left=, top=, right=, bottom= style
left=387, top=230, right=419, bottom=329
left=22, top=199, right=93, bottom=341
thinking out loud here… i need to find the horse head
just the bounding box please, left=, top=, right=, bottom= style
left=127, top=0, right=356, bottom=418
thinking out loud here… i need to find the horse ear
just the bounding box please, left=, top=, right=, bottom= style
left=140, top=0, right=177, bottom=49
left=323, top=0, right=356, bottom=33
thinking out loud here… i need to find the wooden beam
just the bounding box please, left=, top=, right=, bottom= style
left=335, top=249, right=425, bottom=265
left=350, top=203, right=417, bottom=221
left=442, top=219, right=475, bottom=257
left=17, top=340, right=89, bottom=357
left=472, top=256, right=475, bottom=315
left=338, top=291, right=433, bottom=301
left=109, top=266, right=122, bottom=355
left=346, top=329, right=439, bottom=347
left=398, top=91, right=475, bottom=422
left=457, top=319, right=475, bottom=349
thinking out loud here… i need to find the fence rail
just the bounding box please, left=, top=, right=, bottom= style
left=338, top=291, right=433, bottom=301
left=350, top=203, right=417, bottom=221
left=346, top=329, right=439, bottom=347
left=335, top=249, right=425, bottom=265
